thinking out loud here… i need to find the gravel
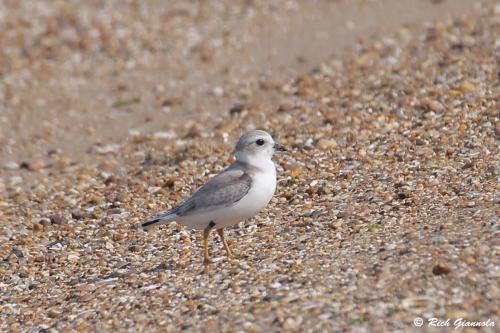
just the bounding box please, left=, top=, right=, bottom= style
left=0, top=1, right=499, bottom=333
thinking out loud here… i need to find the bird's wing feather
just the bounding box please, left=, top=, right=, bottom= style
left=173, top=167, right=252, bottom=216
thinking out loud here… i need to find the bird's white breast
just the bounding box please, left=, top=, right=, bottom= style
left=180, top=160, right=277, bottom=230
left=229, top=161, right=277, bottom=222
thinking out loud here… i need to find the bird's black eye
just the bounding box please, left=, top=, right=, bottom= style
left=256, top=139, right=265, bottom=146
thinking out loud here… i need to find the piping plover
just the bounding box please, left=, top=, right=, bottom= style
left=142, top=130, right=287, bottom=265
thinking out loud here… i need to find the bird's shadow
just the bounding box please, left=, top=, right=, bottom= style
left=76, top=262, right=178, bottom=286
left=143, top=262, right=176, bottom=273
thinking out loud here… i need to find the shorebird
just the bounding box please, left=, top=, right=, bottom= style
left=142, top=130, right=286, bottom=264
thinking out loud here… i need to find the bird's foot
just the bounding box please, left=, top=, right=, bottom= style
left=199, top=258, right=213, bottom=275
left=227, top=252, right=245, bottom=261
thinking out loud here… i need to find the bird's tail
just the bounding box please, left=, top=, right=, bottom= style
left=141, top=212, right=177, bottom=229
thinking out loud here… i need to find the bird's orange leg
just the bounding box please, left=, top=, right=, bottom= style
left=203, top=222, right=215, bottom=265
left=217, top=229, right=232, bottom=258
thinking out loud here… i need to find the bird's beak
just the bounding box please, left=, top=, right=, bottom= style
left=273, top=143, right=288, bottom=152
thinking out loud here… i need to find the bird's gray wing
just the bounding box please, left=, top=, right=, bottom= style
left=172, top=166, right=252, bottom=216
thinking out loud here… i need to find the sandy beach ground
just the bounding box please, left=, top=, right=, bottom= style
left=0, top=0, right=498, bottom=332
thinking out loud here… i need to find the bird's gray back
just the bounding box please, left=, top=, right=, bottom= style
left=172, top=161, right=253, bottom=216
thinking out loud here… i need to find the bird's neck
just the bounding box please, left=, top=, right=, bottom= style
left=235, top=153, right=275, bottom=172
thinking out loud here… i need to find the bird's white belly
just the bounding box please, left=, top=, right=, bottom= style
left=179, top=165, right=276, bottom=230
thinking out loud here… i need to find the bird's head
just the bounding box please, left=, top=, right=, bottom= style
left=234, top=130, right=287, bottom=165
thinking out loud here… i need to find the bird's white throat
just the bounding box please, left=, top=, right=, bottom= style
left=235, top=151, right=275, bottom=171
